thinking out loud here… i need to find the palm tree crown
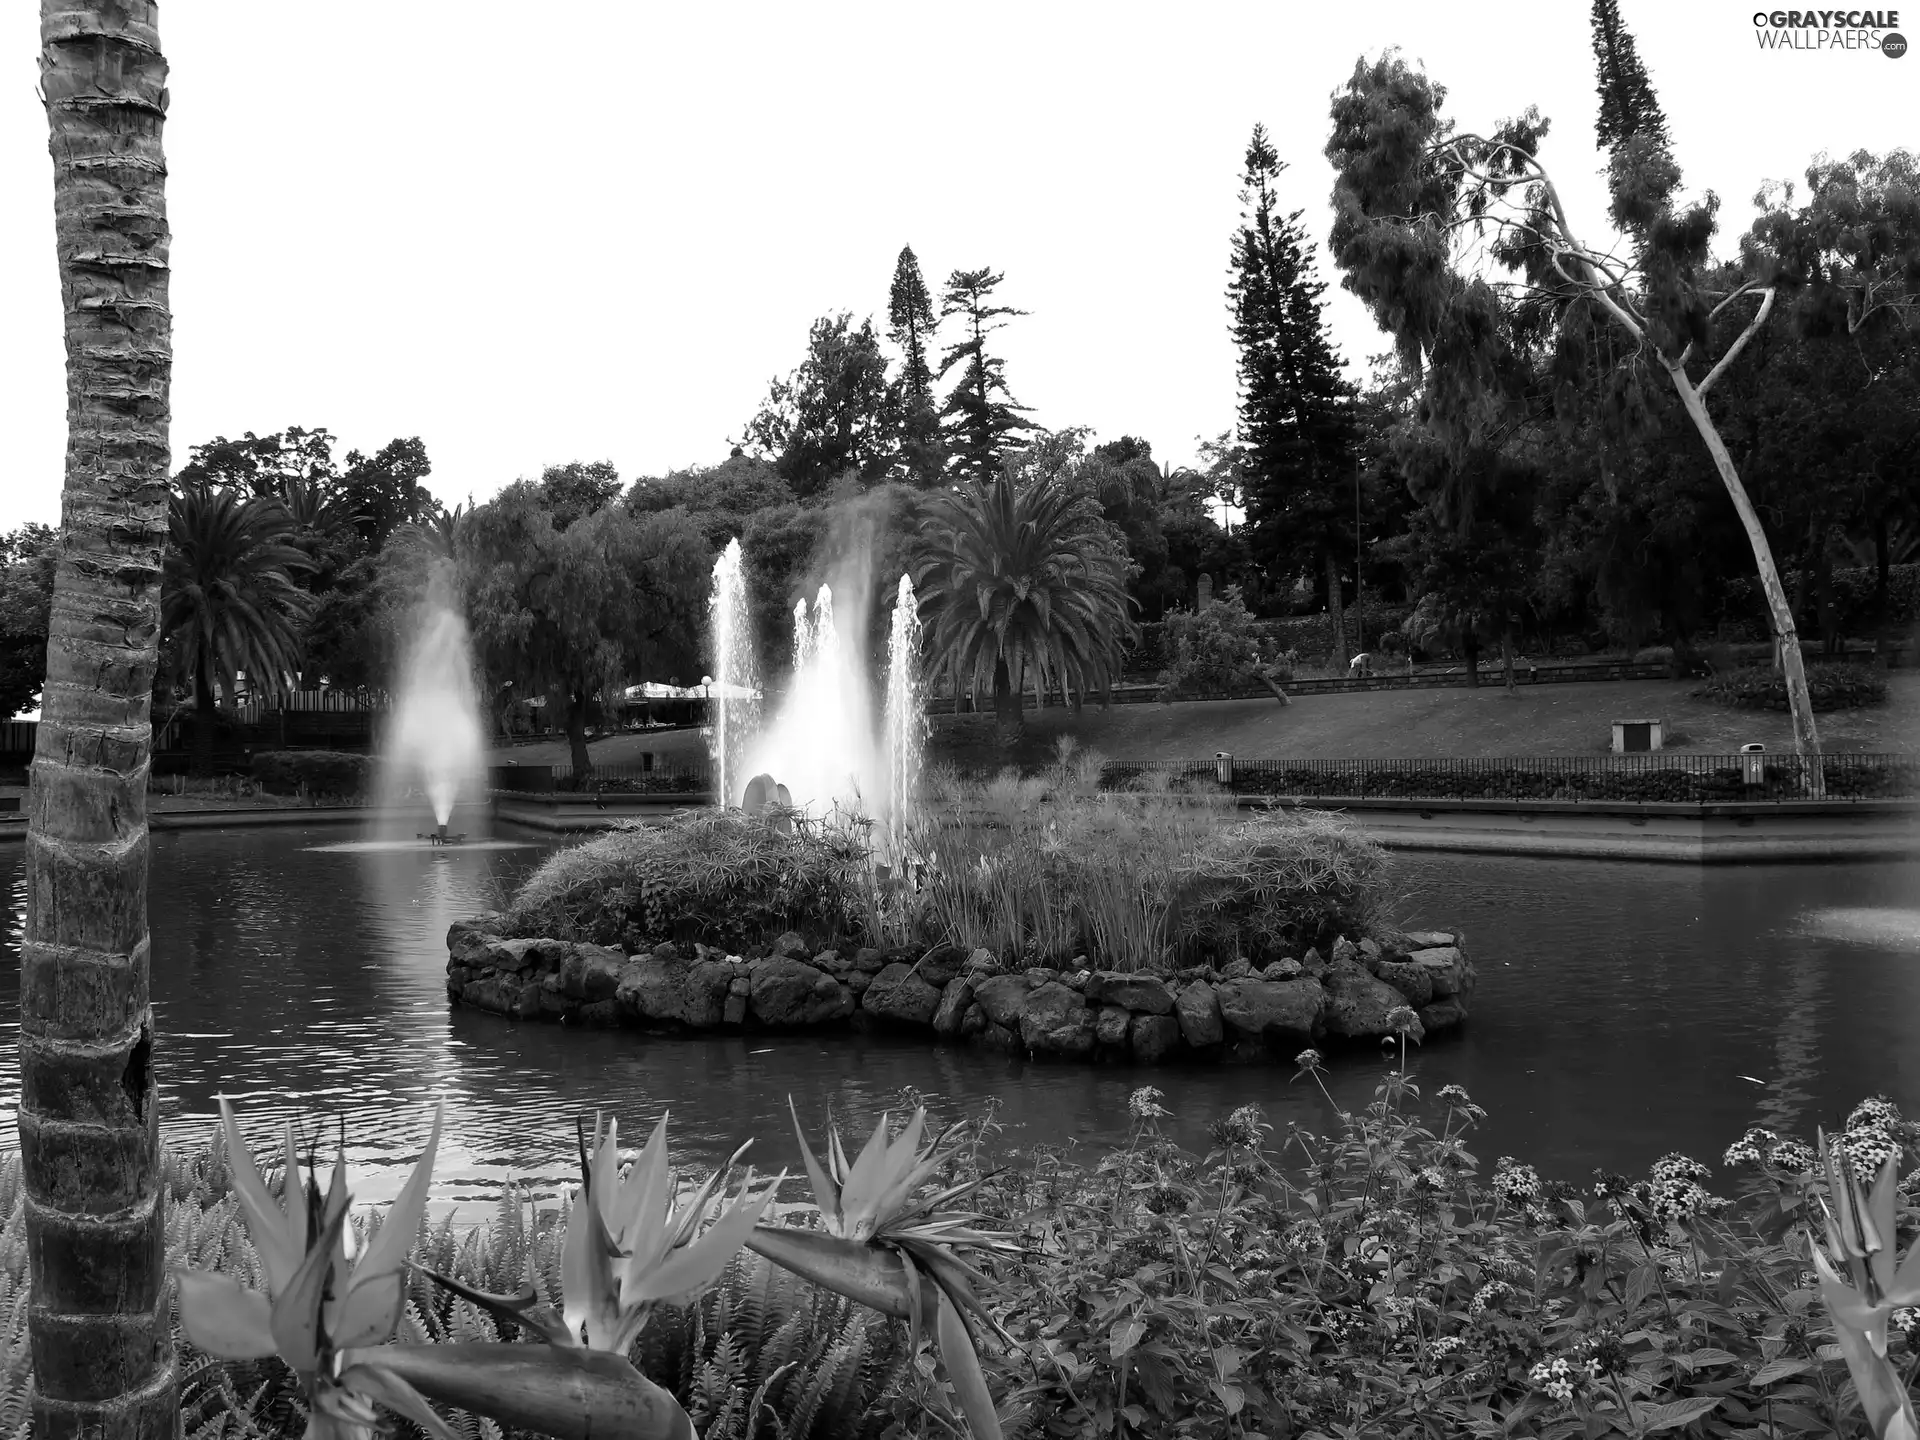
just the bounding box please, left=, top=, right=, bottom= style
left=914, top=468, right=1136, bottom=720
left=162, top=485, right=315, bottom=709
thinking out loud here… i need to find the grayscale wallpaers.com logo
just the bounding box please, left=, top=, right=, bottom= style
left=1752, top=9, right=1906, bottom=53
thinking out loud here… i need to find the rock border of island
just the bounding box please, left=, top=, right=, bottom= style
left=445, top=918, right=1475, bottom=1063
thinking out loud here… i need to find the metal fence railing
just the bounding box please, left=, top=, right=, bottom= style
left=515, top=753, right=1920, bottom=804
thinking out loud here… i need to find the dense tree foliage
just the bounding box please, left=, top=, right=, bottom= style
left=0, top=525, right=57, bottom=720
left=742, top=314, right=897, bottom=498
left=460, top=481, right=709, bottom=773
left=887, top=246, right=946, bottom=486
left=1230, top=124, right=1362, bottom=665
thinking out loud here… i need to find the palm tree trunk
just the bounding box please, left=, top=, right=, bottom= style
left=192, top=664, right=214, bottom=777
left=26, top=4, right=177, bottom=1437
left=992, top=656, right=1020, bottom=744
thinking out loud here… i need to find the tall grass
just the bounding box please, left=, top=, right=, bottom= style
left=894, top=741, right=1387, bottom=972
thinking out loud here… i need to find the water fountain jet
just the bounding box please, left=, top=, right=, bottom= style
left=378, top=568, right=488, bottom=841
left=704, top=545, right=925, bottom=850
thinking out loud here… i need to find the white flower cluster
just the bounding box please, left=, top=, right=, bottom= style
left=1767, top=1139, right=1816, bottom=1174
left=1468, top=1280, right=1510, bottom=1317
left=1723, top=1127, right=1779, bottom=1166
left=1849, top=1096, right=1903, bottom=1132
left=1128, top=1086, right=1171, bottom=1121
left=1492, top=1157, right=1541, bottom=1207
left=1375, top=1295, right=1415, bottom=1322
left=1413, top=1166, right=1450, bottom=1193
left=1528, top=1356, right=1596, bottom=1404
left=1649, top=1153, right=1725, bottom=1225
left=1838, top=1125, right=1901, bottom=1183
left=1282, top=1219, right=1325, bottom=1251
left=1429, top=1335, right=1466, bottom=1357
left=1892, top=1307, right=1920, bottom=1339
left=1725, top=1127, right=1816, bottom=1172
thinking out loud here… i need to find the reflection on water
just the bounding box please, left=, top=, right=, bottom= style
left=1799, top=907, right=1920, bottom=950
left=0, top=830, right=1918, bottom=1208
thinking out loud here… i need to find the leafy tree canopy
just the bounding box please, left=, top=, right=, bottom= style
left=742, top=314, right=897, bottom=499
left=460, top=479, right=708, bottom=773
left=0, top=524, right=57, bottom=720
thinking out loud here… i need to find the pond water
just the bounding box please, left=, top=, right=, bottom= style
left=3, top=824, right=1919, bottom=1209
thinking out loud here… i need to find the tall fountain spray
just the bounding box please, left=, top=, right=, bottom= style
left=378, top=570, right=487, bottom=834
left=702, top=542, right=922, bottom=843
left=881, top=573, right=927, bottom=862
left=707, top=538, right=761, bottom=808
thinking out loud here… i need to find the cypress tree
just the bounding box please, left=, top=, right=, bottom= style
left=937, top=267, right=1033, bottom=485
left=887, top=246, right=945, bottom=486
left=1227, top=125, right=1357, bottom=663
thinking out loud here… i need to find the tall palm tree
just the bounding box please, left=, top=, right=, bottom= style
left=915, top=467, right=1136, bottom=740
left=25, top=4, right=179, bottom=1435
left=162, top=486, right=314, bottom=773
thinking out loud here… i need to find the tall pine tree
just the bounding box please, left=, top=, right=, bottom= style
left=937, top=267, right=1033, bottom=485
left=888, top=245, right=945, bottom=486
left=1227, top=124, right=1357, bottom=664
left=1591, top=0, right=1668, bottom=152
left=1591, top=0, right=1679, bottom=234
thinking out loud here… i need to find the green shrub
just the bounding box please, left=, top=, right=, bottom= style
left=248, top=748, right=373, bottom=799
left=505, top=806, right=874, bottom=950
left=949, top=1073, right=1919, bottom=1438
left=1697, top=663, right=1888, bottom=712
left=5, top=1082, right=1911, bottom=1439
left=1154, top=590, right=1275, bottom=700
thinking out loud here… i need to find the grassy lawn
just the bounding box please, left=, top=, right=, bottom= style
left=489, top=674, right=1920, bottom=772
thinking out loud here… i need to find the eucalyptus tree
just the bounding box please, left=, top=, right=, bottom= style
left=1326, top=38, right=1919, bottom=787
left=24, top=3, right=178, bottom=1435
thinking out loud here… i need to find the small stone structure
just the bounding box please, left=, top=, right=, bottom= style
left=445, top=921, right=1474, bottom=1063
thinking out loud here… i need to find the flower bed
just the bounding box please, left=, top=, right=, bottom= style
left=10, top=1077, right=1912, bottom=1438
left=444, top=921, right=1474, bottom=1062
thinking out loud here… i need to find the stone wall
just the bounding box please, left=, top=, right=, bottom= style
left=446, top=921, right=1474, bottom=1064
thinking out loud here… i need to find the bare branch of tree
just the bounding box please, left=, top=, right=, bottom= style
left=1697, top=287, right=1777, bottom=400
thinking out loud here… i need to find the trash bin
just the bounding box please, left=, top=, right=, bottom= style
left=1215, top=751, right=1234, bottom=786
left=1740, top=743, right=1766, bottom=786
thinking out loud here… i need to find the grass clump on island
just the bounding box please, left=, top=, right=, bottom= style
left=501, top=741, right=1391, bottom=972
left=4, top=1077, right=1913, bottom=1439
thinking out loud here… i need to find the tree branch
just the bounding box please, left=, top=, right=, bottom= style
left=1697, top=287, right=1776, bottom=400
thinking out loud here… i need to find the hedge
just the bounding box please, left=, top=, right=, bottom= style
left=1696, top=663, right=1889, bottom=712
left=1099, top=758, right=1920, bottom=802
left=248, top=749, right=373, bottom=799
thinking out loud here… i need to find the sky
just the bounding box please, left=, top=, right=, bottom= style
left=0, top=2, right=1913, bottom=530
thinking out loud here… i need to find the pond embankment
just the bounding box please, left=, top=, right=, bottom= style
left=444, top=920, right=1473, bottom=1064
